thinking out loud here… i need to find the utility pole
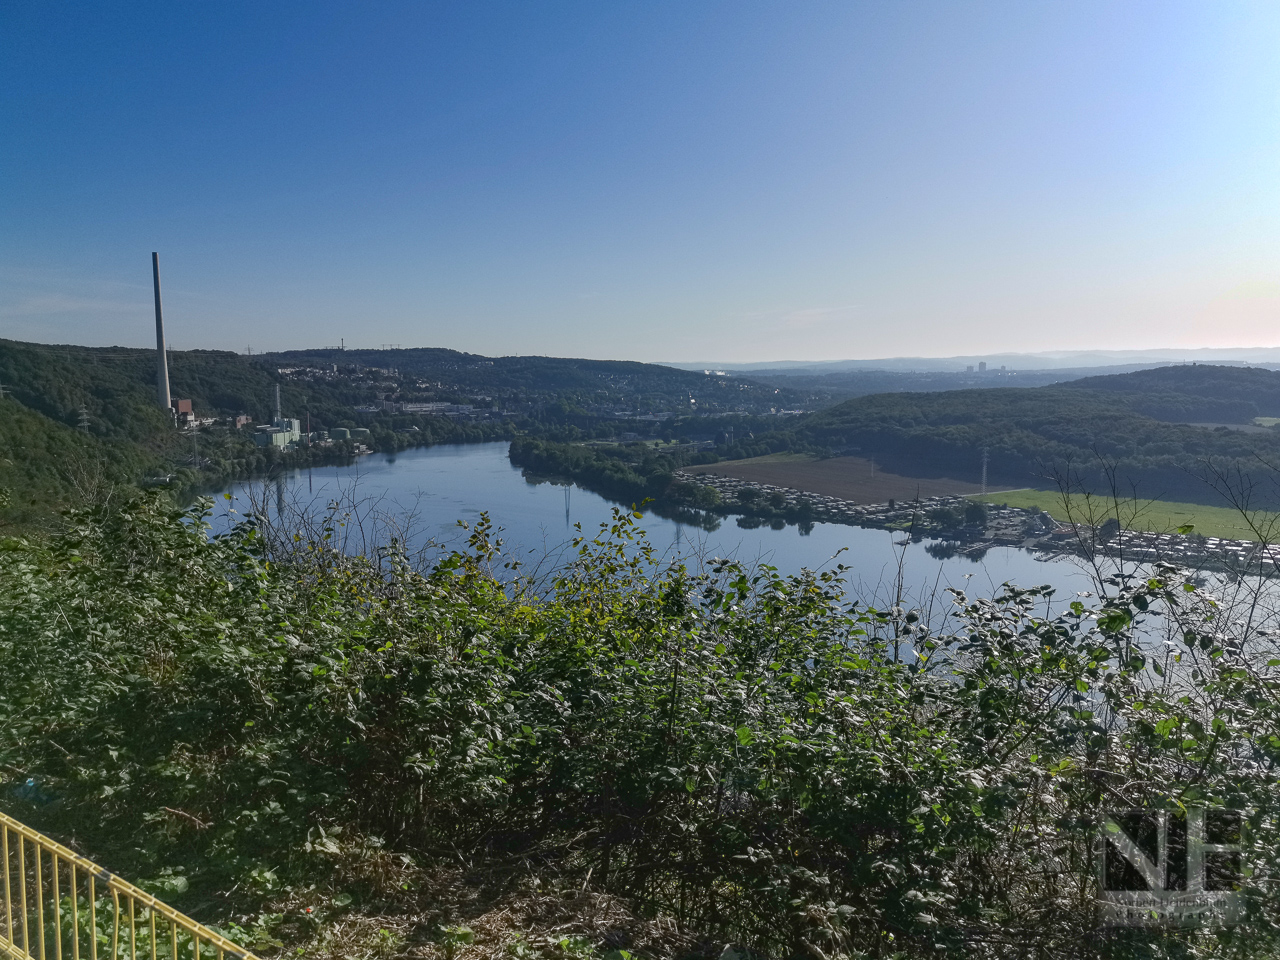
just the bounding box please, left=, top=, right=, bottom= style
left=0, top=381, right=9, bottom=400
left=78, top=404, right=91, bottom=434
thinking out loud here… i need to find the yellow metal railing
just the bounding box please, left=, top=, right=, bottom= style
left=0, top=810, right=258, bottom=960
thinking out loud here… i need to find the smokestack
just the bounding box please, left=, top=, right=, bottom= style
left=275, top=383, right=282, bottom=422
left=152, top=253, right=171, bottom=411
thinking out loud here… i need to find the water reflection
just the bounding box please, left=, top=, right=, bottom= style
left=210, top=443, right=1099, bottom=610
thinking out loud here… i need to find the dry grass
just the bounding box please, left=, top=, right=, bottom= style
left=255, top=836, right=697, bottom=960
left=410, top=886, right=690, bottom=960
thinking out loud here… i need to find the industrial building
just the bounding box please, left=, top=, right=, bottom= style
left=254, top=384, right=302, bottom=448
left=255, top=417, right=301, bottom=448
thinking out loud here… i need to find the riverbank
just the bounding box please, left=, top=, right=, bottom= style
left=676, top=469, right=1280, bottom=577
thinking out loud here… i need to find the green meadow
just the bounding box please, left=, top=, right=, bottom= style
left=971, top=488, right=1280, bottom=541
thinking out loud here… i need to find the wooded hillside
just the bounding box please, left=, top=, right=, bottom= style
left=785, top=365, right=1280, bottom=507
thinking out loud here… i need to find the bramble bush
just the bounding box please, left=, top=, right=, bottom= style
left=2, top=491, right=1280, bottom=958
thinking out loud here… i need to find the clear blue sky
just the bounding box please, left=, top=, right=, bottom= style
left=3, top=2, right=1279, bottom=362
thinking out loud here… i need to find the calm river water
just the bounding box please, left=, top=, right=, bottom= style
left=209, top=442, right=1097, bottom=608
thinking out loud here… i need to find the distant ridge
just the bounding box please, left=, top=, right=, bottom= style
left=665, top=347, right=1280, bottom=374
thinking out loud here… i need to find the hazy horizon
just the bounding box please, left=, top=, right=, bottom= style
left=11, top=337, right=1280, bottom=373
left=5, top=2, right=1280, bottom=362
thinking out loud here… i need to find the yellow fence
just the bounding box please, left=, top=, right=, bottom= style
left=0, top=810, right=258, bottom=960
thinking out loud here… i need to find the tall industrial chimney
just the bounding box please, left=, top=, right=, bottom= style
left=274, top=384, right=282, bottom=422
left=152, top=253, right=171, bottom=411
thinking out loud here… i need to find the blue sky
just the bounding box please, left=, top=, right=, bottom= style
left=3, top=2, right=1280, bottom=362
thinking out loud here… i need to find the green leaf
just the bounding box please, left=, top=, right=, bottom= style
left=1097, top=609, right=1131, bottom=632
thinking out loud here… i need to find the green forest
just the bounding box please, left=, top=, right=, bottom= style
left=509, top=438, right=723, bottom=508
left=0, top=339, right=801, bottom=529
left=1061, top=364, right=1280, bottom=423
left=0, top=339, right=351, bottom=521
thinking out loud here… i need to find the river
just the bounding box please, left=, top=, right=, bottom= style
left=207, top=442, right=1106, bottom=610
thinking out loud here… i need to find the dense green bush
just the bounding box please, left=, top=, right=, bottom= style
left=3, top=494, right=1280, bottom=957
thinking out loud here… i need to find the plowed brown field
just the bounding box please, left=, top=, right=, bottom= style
left=680, top=454, right=1011, bottom=503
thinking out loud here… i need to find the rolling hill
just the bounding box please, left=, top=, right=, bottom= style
left=1060, top=363, right=1280, bottom=424
left=0, top=339, right=805, bottom=526
left=782, top=365, right=1280, bottom=508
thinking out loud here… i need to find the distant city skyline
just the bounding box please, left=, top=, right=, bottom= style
left=4, top=2, right=1280, bottom=362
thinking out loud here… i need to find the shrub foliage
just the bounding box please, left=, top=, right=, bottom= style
left=2, top=494, right=1280, bottom=957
